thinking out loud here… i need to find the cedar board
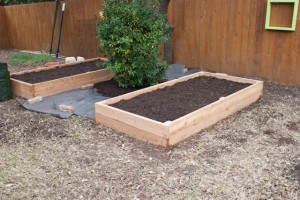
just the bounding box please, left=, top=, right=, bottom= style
left=95, top=72, right=263, bottom=147
left=10, top=58, right=115, bottom=99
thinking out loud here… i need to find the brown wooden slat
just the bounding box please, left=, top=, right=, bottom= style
left=0, top=7, right=10, bottom=48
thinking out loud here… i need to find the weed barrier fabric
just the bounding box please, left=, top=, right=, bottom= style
left=18, top=65, right=202, bottom=119
left=19, top=88, right=110, bottom=119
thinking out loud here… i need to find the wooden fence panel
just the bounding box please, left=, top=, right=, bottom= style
left=4, top=0, right=102, bottom=58
left=0, top=6, right=10, bottom=49
left=1, top=0, right=300, bottom=85
left=168, top=0, right=300, bottom=85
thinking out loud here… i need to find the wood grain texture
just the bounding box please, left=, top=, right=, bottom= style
left=96, top=113, right=169, bottom=147
left=95, top=104, right=169, bottom=138
left=168, top=0, right=300, bottom=86
left=0, top=6, right=10, bottom=48
left=269, top=3, right=294, bottom=28
left=3, top=0, right=102, bottom=58
left=95, top=72, right=263, bottom=147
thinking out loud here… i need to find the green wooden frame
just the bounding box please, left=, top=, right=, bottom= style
left=265, top=0, right=299, bottom=31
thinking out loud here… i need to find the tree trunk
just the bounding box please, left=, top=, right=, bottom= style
left=160, top=0, right=173, bottom=64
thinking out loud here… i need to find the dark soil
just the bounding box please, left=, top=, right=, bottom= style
left=112, top=76, right=251, bottom=122
left=94, top=79, right=144, bottom=97
left=11, top=61, right=104, bottom=84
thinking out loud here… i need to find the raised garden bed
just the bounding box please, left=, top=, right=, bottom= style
left=95, top=72, right=263, bottom=147
left=10, top=58, right=114, bottom=99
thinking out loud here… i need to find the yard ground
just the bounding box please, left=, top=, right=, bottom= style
left=0, top=49, right=299, bottom=199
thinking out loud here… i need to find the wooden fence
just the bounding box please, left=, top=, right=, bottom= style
left=169, top=0, right=300, bottom=85
left=0, top=0, right=300, bottom=85
left=3, top=0, right=102, bottom=58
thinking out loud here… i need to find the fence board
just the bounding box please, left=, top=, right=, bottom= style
left=4, top=0, right=102, bottom=58
left=169, top=0, right=300, bottom=85
left=0, top=6, right=10, bottom=48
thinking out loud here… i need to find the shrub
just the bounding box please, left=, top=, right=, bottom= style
left=97, top=0, right=169, bottom=87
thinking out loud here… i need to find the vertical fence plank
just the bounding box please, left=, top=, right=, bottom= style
left=0, top=7, right=10, bottom=49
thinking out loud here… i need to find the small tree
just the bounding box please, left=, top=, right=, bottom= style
left=97, top=0, right=169, bottom=87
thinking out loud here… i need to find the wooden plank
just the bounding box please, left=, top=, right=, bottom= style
left=32, top=69, right=114, bottom=97
left=204, top=72, right=259, bottom=84
left=168, top=81, right=263, bottom=146
left=238, top=0, right=251, bottom=77
left=0, top=6, right=10, bottom=48
left=96, top=113, right=168, bottom=147
left=95, top=104, right=168, bottom=137
left=244, top=0, right=258, bottom=77
left=10, top=79, right=34, bottom=99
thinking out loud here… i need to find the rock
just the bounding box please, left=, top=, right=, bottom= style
left=165, top=64, right=186, bottom=80
left=81, top=84, right=94, bottom=89
left=65, top=57, right=76, bottom=64
left=58, top=104, right=75, bottom=113
left=27, top=96, right=43, bottom=104
left=77, top=56, right=85, bottom=62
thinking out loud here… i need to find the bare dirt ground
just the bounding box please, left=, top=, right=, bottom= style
left=0, top=49, right=299, bottom=200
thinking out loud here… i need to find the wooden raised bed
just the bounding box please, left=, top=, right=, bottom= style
left=95, top=72, right=263, bottom=147
left=10, top=58, right=114, bottom=99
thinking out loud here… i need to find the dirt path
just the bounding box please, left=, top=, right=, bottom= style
left=0, top=49, right=299, bottom=199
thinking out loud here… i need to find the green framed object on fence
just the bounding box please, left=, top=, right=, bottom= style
left=265, top=0, right=299, bottom=31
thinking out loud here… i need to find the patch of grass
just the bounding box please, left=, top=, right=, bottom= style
left=9, top=52, right=52, bottom=65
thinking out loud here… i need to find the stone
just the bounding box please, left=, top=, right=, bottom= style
left=81, top=84, right=94, bottom=89
left=27, top=96, right=43, bottom=104
left=58, top=104, right=75, bottom=113
left=77, top=57, right=85, bottom=62
left=65, top=57, right=76, bottom=64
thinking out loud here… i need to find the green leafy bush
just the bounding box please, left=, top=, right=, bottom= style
left=97, top=0, right=169, bottom=87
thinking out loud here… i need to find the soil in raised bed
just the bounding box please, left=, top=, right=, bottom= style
left=11, top=61, right=104, bottom=84
left=94, top=80, right=144, bottom=97
left=111, top=76, right=252, bottom=122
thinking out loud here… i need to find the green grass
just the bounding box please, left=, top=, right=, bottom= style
left=9, top=52, right=52, bottom=65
